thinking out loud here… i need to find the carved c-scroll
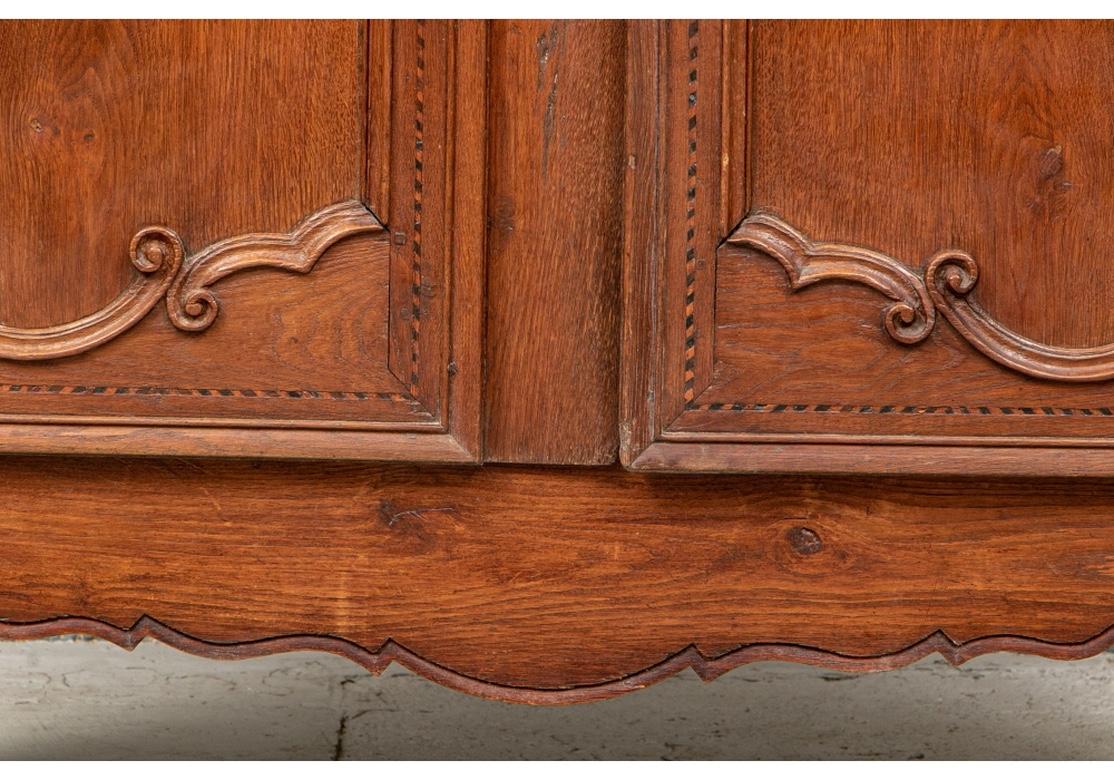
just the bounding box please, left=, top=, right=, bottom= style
left=728, top=211, right=1114, bottom=383
left=0, top=227, right=184, bottom=361
left=0, top=201, right=382, bottom=361
left=925, top=251, right=1114, bottom=382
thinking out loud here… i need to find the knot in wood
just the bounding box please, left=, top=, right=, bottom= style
left=787, top=526, right=823, bottom=556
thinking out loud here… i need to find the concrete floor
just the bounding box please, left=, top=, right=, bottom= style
left=0, top=638, right=1112, bottom=759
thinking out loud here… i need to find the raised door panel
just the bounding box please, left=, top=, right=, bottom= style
left=0, top=20, right=483, bottom=460
left=624, top=20, right=1114, bottom=474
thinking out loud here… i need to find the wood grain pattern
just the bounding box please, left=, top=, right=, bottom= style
left=0, top=20, right=484, bottom=461
left=9, top=19, right=1114, bottom=708
left=0, top=202, right=381, bottom=359
left=623, top=20, right=1114, bottom=472
left=729, top=211, right=936, bottom=345
left=622, top=20, right=726, bottom=463
left=484, top=20, right=625, bottom=464
left=0, top=225, right=183, bottom=360
left=0, top=21, right=362, bottom=329
left=166, top=201, right=382, bottom=333
left=730, top=211, right=1114, bottom=382
left=750, top=21, right=1114, bottom=348
left=4, top=457, right=1114, bottom=702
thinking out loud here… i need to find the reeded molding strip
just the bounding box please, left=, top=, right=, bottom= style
left=3, top=615, right=1114, bottom=704
left=0, top=228, right=184, bottom=361
left=0, top=201, right=382, bottom=361
left=728, top=212, right=1114, bottom=383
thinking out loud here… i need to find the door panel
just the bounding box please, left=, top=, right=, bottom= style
left=623, top=20, right=1114, bottom=474
left=0, top=20, right=483, bottom=460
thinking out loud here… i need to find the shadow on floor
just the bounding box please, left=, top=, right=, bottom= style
left=1, top=638, right=1112, bottom=759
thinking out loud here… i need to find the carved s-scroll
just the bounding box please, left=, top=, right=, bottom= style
left=729, top=211, right=1114, bottom=383
left=0, top=227, right=184, bottom=361
left=166, top=201, right=382, bottom=332
left=729, top=212, right=936, bottom=345
left=0, top=201, right=382, bottom=361
left=926, top=250, right=1114, bottom=382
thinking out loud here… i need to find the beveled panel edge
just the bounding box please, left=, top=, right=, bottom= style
left=0, top=423, right=474, bottom=461
left=631, top=441, right=1114, bottom=477
left=3, top=614, right=1113, bottom=705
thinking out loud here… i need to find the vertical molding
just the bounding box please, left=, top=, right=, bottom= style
left=443, top=19, right=486, bottom=459
left=682, top=21, right=700, bottom=404
left=484, top=21, right=626, bottom=464
left=409, top=21, right=426, bottom=397
left=720, top=19, right=750, bottom=237
left=365, top=20, right=393, bottom=223
left=620, top=21, right=665, bottom=464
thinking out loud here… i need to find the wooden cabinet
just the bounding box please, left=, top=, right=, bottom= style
left=4, top=20, right=1114, bottom=704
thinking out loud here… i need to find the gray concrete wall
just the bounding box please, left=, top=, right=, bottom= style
left=1, top=639, right=1112, bottom=759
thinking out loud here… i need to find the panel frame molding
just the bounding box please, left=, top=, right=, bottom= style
left=622, top=20, right=1114, bottom=475
left=0, top=20, right=486, bottom=463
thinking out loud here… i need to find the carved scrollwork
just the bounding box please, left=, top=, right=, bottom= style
left=166, top=201, right=382, bottom=332
left=0, top=200, right=382, bottom=361
left=925, top=250, right=1114, bottom=382
left=728, top=211, right=1114, bottom=383
left=0, top=226, right=185, bottom=361
left=729, top=212, right=936, bottom=345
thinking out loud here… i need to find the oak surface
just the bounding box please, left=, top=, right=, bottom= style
left=0, top=21, right=362, bottom=329
left=7, top=20, right=1114, bottom=706
left=484, top=20, right=625, bottom=464
left=0, top=20, right=483, bottom=460
left=624, top=20, right=1114, bottom=472
left=4, top=457, right=1114, bottom=702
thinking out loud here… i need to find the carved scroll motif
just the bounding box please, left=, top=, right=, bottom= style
left=0, top=227, right=185, bottom=361
left=166, top=201, right=381, bottom=332
left=728, top=212, right=1114, bottom=383
left=0, top=201, right=382, bottom=361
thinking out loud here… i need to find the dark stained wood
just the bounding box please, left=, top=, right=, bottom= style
left=0, top=20, right=484, bottom=461
left=484, top=20, right=625, bottom=464
left=3, top=456, right=1114, bottom=702
left=623, top=20, right=1114, bottom=472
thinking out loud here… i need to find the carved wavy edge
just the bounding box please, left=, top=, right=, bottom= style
left=0, top=228, right=184, bottom=361
left=0, top=201, right=383, bottom=361
left=166, top=200, right=383, bottom=332
left=728, top=211, right=1114, bottom=383
left=3, top=615, right=1113, bottom=705
left=728, top=211, right=936, bottom=345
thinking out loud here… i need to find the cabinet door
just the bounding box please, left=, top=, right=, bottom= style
left=624, top=20, right=1114, bottom=475
left=0, top=21, right=482, bottom=460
